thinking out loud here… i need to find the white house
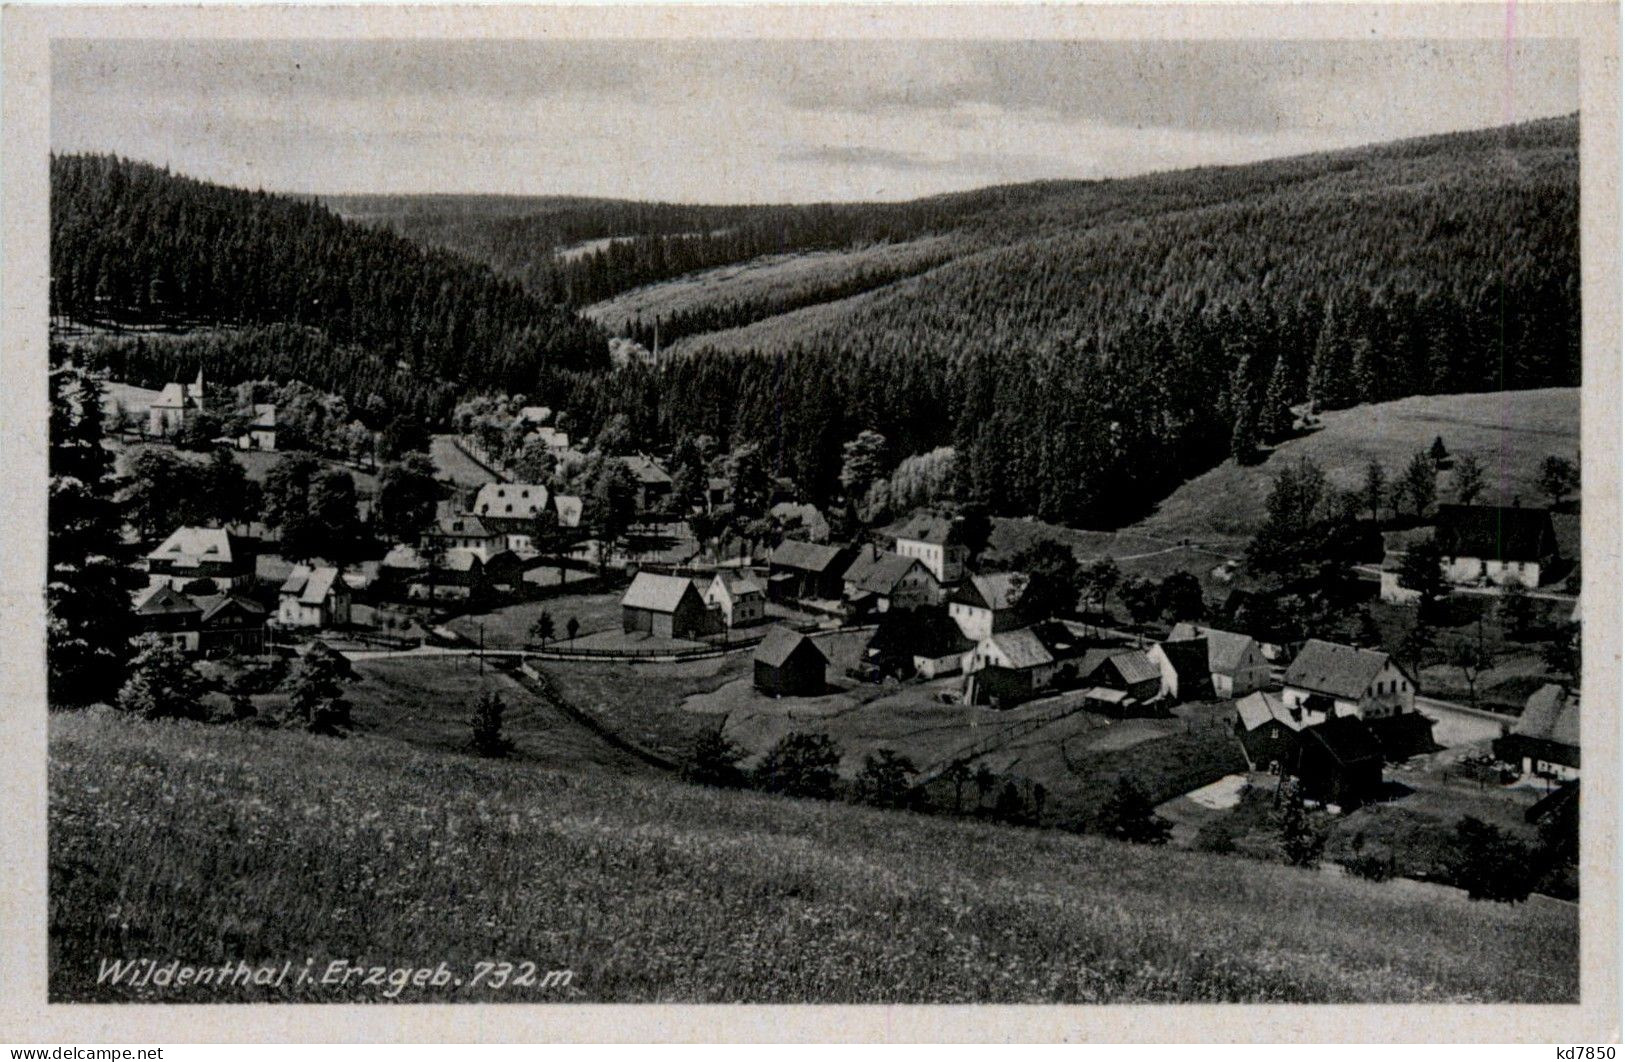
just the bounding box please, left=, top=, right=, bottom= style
left=148, top=369, right=206, bottom=436
left=424, top=514, right=505, bottom=563
left=145, top=526, right=254, bottom=592
left=473, top=483, right=550, bottom=520
left=843, top=545, right=940, bottom=613
left=1281, top=639, right=1415, bottom=723
left=964, top=627, right=1058, bottom=688
left=552, top=494, right=584, bottom=529
left=1495, top=684, right=1579, bottom=781
left=892, top=511, right=968, bottom=585
left=706, top=572, right=766, bottom=628
left=277, top=564, right=351, bottom=629
left=948, top=572, right=1028, bottom=640
left=1434, top=504, right=1559, bottom=590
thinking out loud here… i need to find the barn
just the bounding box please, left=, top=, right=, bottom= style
left=621, top=572, right=718, bottom=640
left=1294, top=716, right=1385, bottom=809
left=754, top=627, right=830, bottom=696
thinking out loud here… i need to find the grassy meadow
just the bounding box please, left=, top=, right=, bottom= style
left=583, top=236, right=959, bottom=341
left=50, top=710, right=1578, bottom=1004
left=1127, top=388, right=1579, bottom=546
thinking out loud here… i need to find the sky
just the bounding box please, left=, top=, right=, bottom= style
left=51, top=38, right=1579, bottom=203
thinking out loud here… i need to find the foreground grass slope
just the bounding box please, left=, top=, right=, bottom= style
left=51, top=712, right=1576, bottom=1003
left=1129, top=388, right=1579, bottom=547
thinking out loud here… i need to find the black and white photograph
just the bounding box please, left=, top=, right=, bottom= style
left=3, top=0, right=1620, bottom=1043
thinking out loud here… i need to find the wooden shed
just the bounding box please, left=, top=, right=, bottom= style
left=753, top=627, right=829, bottom=696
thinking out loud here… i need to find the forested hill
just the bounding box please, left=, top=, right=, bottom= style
left=323, top=183, right=1072, bottom=306
left=522, top=115, right=1579, bottom=524
left=50, top=154, right=608, bottom=422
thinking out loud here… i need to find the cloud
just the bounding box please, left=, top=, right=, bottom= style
left=50, top=37, right=1578, bottom=201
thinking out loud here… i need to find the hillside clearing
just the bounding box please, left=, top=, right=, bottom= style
left=1128, top=388, right=1579, bottom=546
left=50, top=710, right=1577, bottom=1003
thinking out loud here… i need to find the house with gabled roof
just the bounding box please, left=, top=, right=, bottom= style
left=893, top=510, right=968, bottom=584
left=1168, top=622, right=1271, bottom=697
left=552, top=494, right=584, bottom=529
left=1282, top=639, right=1415, bottom=723
left=1233, top=689, right=1304, bottom=772
left=278, top=564, right=352, bottom=629
left=132, top=584, right=205, bottom=652
left=148, top=368, right=206, bottom=436
left=706, top=571, right=766, bottom=628
left=1148, top=637, right=1215, bottom=703
left=768, top=539, right=854, bottom=602
left=474, top=483, right=550, bottom=521
left=424, top=513, right=505, bottom=563
left=620, top=455, right=674, bottom=512
left=754, top=626, right=829, bottom=696
left=1294, top=716, right=1385, bottom=809
left=865, top=606, right=979, bottom=680
left=1434, top=503, right=1559, bottom=589
left=236, top=403, right=277, bottom=451
left=145, top=526, right=256, bottom=592
left=621, top=571, right=719, bottom=640
left=842, top=544, right=939, bottom=614
left=133, top=583, right=267, bottom=655
left=1495, top=683, right=1579, bottom=781
left=949, top=572, right=1028, bottom=640
left=193, top=593, right=269, bottom=655
left=961, top=620, right=1099, bottom=706
left=1085, top=647, right=1162, bottom=704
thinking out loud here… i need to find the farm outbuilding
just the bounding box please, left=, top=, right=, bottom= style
left=621, top=571, right=718, bottom=640
left=754, top=627, right=830, bottom=696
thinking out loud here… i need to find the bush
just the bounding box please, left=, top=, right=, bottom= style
left=855, top=748, right=920, bottom=810
left=1275, top=784, right=1327, bottom=868
left=1195, top=821, right=1237, bottom=854
left=280, top=641, right=354, bottom=736
left=755, top=731, right=842, bottom=800
left=116, top=636, right=209, bottom=721
left=1096, top=776, right=1172, bottom=844
left=227, top=656, right=288, bottom=695
left=1448, top=816, right=1537, bottom=903
left=684, top=729, right=746, bottom=789
left=468, top=690, right=514, bottom=759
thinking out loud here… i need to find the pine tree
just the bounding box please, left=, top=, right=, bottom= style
left=48, top=351, right=135, bottom=707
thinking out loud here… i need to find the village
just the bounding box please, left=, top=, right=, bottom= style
left=105, top=364, right=1583, bottom=897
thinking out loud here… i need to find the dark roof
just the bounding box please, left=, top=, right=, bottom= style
left=1156, top=637, right=1212, bottom=687
left=134, top=584, right=202, bottom=617
left=1105, top=649, right=1160, bottom=687
left=1027, top=619, right=1093, bottom=662
left=771, top=539, right=848, bottom=574
left=194, top=593, right=267, bottom=622
left=949, top=572, right=1027, bottom=611
left=887, top=607, right=977, bottom=658
left=1434, top=504, right=1558, bottom=563
left=434, top=514, right=497, bottom=539
left=893, top=511, right=964, bottom=547
left=1514, top=683, right=1579, bottom=748
left=1284, top=639, right=1402, bottom=700
left=754, top=626, right=827, bottom=669
left=621, top=455, right=673, bottom=486
left=844, top=547, right=931, bottom=595
left=1300, top=715, right=1384, bottom=766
